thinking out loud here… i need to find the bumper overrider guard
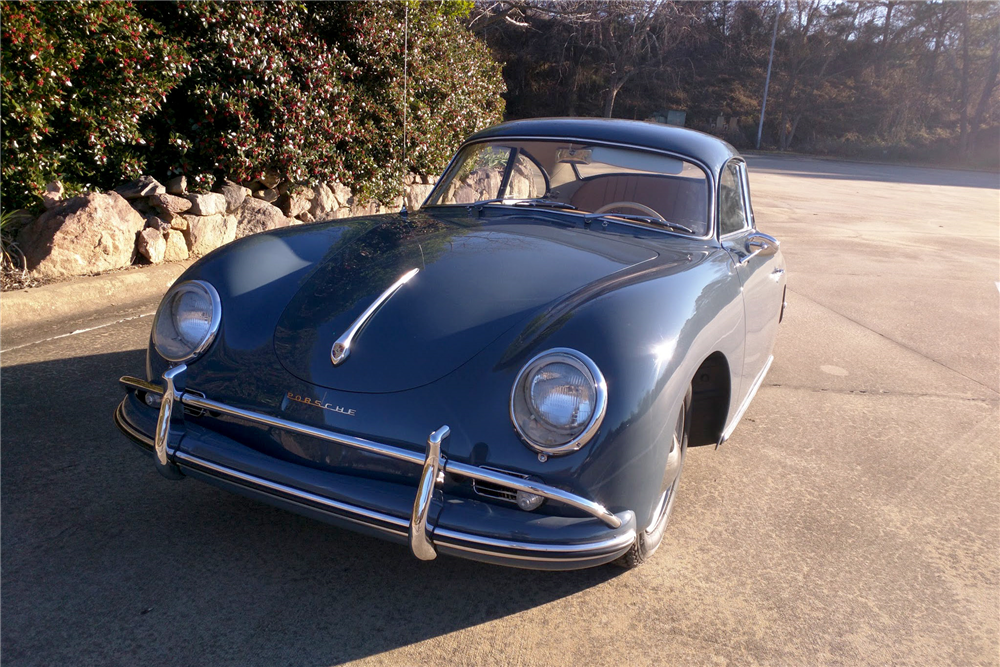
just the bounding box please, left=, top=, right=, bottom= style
left=115, top=364, right=636, bottom=568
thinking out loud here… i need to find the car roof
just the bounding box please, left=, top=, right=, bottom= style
left=466, top=118, right=740, bottom=173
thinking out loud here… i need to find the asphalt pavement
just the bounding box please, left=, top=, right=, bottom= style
left=2, top=156, right=998, bottom=666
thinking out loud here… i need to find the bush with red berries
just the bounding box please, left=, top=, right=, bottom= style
left=0, top=1, right=189, bottom=210
left=315, top=0, right=506, bottom=203
left=1, top=0, right=505, bottom=210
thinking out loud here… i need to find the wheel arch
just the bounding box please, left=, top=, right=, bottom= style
left=688, top=351, right=732, bottom=447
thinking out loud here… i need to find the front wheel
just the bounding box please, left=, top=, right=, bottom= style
left=616, top=386, right=691, bottom=569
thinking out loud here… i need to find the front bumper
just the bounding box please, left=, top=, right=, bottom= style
left=115, top=365, right=636, bottom=570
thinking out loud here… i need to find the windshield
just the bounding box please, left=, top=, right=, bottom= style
left=426, top=139, right=710, bottom=235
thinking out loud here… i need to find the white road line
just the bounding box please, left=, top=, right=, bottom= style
left=0, top=312, right=155, bottom=354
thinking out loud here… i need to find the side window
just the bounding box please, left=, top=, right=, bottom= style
left=505, top=153, right=546, bottom=199
left=441, top=145, right=512, bottom=204
left=719, top=161, right=748, bottom=235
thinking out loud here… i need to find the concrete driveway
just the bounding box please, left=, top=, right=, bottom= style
left=2, top=156, right=997, bottom=666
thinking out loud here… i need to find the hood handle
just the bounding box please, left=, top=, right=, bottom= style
left=331, top=268, right=420, bottom=366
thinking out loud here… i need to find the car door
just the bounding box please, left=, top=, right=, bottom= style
left=718, top=158, right=784, bottom=404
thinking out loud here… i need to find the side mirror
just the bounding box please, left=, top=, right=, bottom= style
left=741, top=232, right=779, bottom=263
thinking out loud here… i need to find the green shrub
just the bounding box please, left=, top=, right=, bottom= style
left=1, top=1, right=505, bottom=208
left=0, top=1, right=189, bottom=210
left=138, top=1, right=354, bottom=191
left=315, top=0, right=506, bottom=203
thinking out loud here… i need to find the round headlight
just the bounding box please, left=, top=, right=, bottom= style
left=510, top=348, right=607, bottom=455
left=152, top=280, right=222, bottom=362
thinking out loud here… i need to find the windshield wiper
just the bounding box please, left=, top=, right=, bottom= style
left=584, top=212, right=695, bottom=235
left=511, top=199, right=578, bottom=210
left=469, top=198, right=577, bottom=216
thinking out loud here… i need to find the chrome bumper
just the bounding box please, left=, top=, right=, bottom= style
left=117, top=365, right=633, bottom=568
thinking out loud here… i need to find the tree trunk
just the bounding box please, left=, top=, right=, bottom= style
left=786, top=113, right=803, bottom=149
left=877, top=1, right=895, bottom=77
left=603, top=85, right=619, bottom=118
left=567, top=57, right=581, bottom=117
left=969, top=38, right=1000, bottom=151
left=959, top=3, right=970, bottom=154
left=603, top=70, right=628, bottom=118
left=922, top=7, right=950, bottom=119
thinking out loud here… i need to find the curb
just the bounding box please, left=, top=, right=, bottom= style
left=1, top=260, right=193, bottom=350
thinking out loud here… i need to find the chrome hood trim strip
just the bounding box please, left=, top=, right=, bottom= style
left=330, top=267, right=419, bottom=366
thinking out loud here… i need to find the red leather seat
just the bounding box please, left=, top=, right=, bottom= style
left=569, top=175, right=708, bottom=233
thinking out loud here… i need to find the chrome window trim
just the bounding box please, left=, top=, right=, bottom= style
left=509, top=348, right=609, bottom=456
left=424, top=136, right=718, bottom=240
left=717, top=157, right=753, bottom=241
left=738, top=159, right=756, bottom=229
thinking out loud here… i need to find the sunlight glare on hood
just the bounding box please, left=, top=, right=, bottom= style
left=224, top=236, right=312, bottom=297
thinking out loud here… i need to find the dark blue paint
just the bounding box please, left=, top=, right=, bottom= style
left=128, top=120, right=784, bottom=564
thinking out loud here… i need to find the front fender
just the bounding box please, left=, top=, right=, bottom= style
left=443, top=246, right=745, bottom=530
left=146, top=218, right=385, bottom=381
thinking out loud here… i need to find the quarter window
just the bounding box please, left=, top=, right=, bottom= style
left=719, top=161, right=748, bottom=235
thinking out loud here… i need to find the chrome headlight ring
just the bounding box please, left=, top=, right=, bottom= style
left=152, top=279, right=222, bottom=363
left=510, top=348, right=608, bottom=456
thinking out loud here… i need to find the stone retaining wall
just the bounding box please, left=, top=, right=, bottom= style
left=16, top=173, right=438, bottom=281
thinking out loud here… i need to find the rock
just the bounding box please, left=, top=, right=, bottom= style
left=129, top=198, right=154, bottom=215
left=145, top=215, right=171, bottom=232
left=277, top=186, right=314, bottom=218
left=149, top=192, right=192, bottom=214
left=115, top=175, right=165, bottom=199
left=406, top=184, right=435, bottom=211
left=330, top=207, right=352, bottom=220
left=347, top=197, right=377, bottom=217
left=232, top=197, right=294, bottom=239
left=18, top=192, right=145, bottom=279
left=260, top=167, right=282, bottom=190
left=185, top=192, right=228, bottom=216
left=166, top=175, right=187, bottom=195
left=405, top=173, right=418, bottom=186
left=309, top=183, right=337, bottom=220
left=137, top=227, right=166, bottom=264
left=182, top=213, right=236, bottom=256
left=330, top=181, right=352, bottom=208
left=298, top=211, right=315, bottom=223
left=160, top=210, right=187, bottom=230
left=163, top=229, right=189, bottom=261
left=216, top=180, right=248, bottom=213
left=42, top=181, right=64, bottom=210
left=254, top=188, right=279, bottom=203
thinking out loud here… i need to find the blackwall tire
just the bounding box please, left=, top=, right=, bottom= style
left=616, top=386, right=691, bottom=569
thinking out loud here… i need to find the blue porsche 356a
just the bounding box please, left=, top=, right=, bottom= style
left=115, top=118, right=785, bottom=569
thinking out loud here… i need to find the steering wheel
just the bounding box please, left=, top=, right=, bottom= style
left=593, top=201, right=665, bottom=221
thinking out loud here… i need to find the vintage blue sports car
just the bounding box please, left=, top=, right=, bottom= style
left=115, top=118, right=785, bottom=570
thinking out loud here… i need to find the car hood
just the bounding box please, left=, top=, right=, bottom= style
left=272, top=214, right=658, bottom=393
